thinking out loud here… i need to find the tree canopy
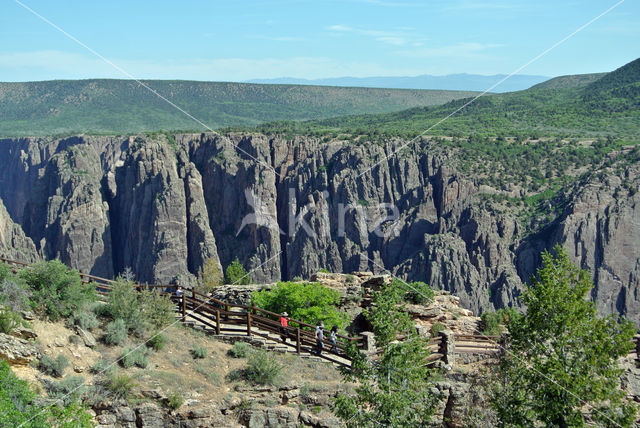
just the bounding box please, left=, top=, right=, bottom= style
left=492, top=245, right=637, bottom=427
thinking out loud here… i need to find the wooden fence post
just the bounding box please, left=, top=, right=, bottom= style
left=296, top=327, right=301, bottom=354
left=216, top=310, right=221, bottom=335
left=247, top=312, right=252, bottom=336
left=181, top=295, right=186, bottom=322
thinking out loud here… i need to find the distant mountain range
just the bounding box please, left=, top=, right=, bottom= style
left=247, top=73, right=550, bottom=93
left=255, top=58, right=640, bottom=139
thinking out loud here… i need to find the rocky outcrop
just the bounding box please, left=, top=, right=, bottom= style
left=518, top=161, right=640, bottom=324
left=0, top=134, right=638, bottom=325
left=0, top=332, right=41, bottom=365
left=0, top=197, right=38, bottom=262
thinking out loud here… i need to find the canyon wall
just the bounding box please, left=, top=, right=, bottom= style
left=0, top=134, right=637, bottom=324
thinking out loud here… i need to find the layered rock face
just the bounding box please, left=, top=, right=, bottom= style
left=0, top=134, right=638, bottom=325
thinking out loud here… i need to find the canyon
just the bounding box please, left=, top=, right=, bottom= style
left=0, top=133, right=638, bottom=325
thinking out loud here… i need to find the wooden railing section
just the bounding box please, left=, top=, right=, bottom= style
left=0, top=256, right=361, bottom=367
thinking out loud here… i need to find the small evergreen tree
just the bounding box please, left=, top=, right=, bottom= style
left=225, top=258, right=250, bottom=285
left=334, top=280, right=437, bottom=427
left=492, top=246, right=637, bottom=427
left=198, top=257, right=223, bottom=293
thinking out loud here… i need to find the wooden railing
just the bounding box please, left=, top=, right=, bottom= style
left=454, top=334, right=501, bottom=354
left=3, top=255, right=638, bottom=367
left=0, top=256, right=361, bottom=367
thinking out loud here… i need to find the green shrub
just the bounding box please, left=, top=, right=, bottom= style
left=147, top=333, right=167, bottom=351
left=191, top=344, right=207, bottom=359
left=70, top=309, right=99, bottom=330
left=106, top=280, right=175, bottom=333
left=0, top=279, right=31, bottom=312
left=38, top=354, right=69, bottom=378
left=228, top=341, right=251, bottom=358
left=104, top=319, right=127, bottom=346
left=105, top=279, right=140, bottom=328
left=0, top=306, right=21, bottom=334
left=90, top=359, right=116, bottom=377
left=138, top=289, right=175, bottom=329
left=0, top=361, right=93, bottom=427
left=20, top=260, right=94, bottom=321
left=404, top=281, right=434, bottom=305
left=251, top=281, right=348, bottom=328
left=107, top=372, right=136, bottom=399
left=244, top=350, right=282, bottom=385
left=430, top=322, right=445, bottom=337
left=44, top=375, right=85, bottom=405
left=167, top=392, right=184, bottom=410
left=0, top=263, right=9, bottom=283
left=225, top=257, right=250, bottom=284
left=120, top=347, right=150, bottom=369
left=481, top=307, right=521, bottom=335
left=345, top=274, right=355, bottom=283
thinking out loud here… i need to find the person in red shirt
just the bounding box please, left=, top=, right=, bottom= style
left=280, top=312, right=289, bottom=343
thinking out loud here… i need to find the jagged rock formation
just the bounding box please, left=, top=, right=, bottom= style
left=0, top=134, right=638, bottom=325
left=0, top=198, right=38, bottom=262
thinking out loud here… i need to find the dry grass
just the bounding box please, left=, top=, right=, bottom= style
left=14, top=316, right=346, bottom=410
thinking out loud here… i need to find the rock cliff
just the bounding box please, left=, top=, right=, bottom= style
left=0, top=134, right=638, bottom=325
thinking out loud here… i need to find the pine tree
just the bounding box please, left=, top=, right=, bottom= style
left=492, top=245, right=637, bottom=427
left=224, top=258, right=250, bottom=285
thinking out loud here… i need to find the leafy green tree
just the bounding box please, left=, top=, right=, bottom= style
left=363, top=278, right=413, bottom=347
left=492, top=246, right=637, bottom=427
left=251, top=281, right=348, bottom=328
left=224, top=258, right=250, bottom=285
left=20, top=260, right=94, bottom=321
left=335, top=299, right=437, bottom=427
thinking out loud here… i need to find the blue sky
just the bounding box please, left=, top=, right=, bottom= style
left=1, top=0, right=638, bottom=82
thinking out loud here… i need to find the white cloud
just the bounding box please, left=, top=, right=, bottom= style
left=326, top=24, right=426, bottom=47
left=0, top=50, right=427, bottom=81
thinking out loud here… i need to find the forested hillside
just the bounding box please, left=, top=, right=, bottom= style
left=0, top=79, right=477, bottom=137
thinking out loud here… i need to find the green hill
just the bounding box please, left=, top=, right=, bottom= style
left=530, top=73, right=606, bottom=90
left=252, top=58, right=640, bottom=139
left=0, top=79, right=478, bottom=137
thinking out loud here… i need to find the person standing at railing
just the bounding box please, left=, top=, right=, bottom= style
left=175, top=285, right=184, bottom=305
left=280, top=312, right=289, bottom=343
left=329, top=325, right=338, bottom=353
left=315, top=322, right=325, bottom=355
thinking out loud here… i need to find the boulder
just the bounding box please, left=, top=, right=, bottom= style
left=0, top=333, right=41, bottom=365
left=76, top=327, right=97, bottom=348
left=11, top=326, right=37, bottom=340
